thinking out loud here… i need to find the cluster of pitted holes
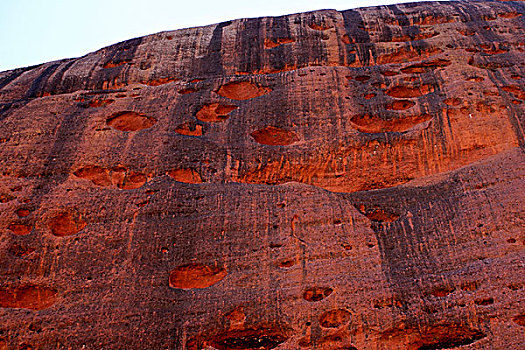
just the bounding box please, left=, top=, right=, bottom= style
left=28, top=14, right=523, bottom=348
left=187, top=284, right=357, bottom=349
left=95, top=38, right=461, bottom=190
left=346, top=58, right=454, bottom=133
left=85, top=79, right=300, bottom=186
left=2, top=209, right=86, bottom=311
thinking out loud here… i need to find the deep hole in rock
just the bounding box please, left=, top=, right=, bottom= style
left=178, top=87, right=199, bottom=94
left=9, top=244, right=35, bottom=257
left=264, top=37, right=295, bottom=49
left=303, top=287, right=333, bottom=302
left=382, top=70, right=400, bottom=76
left=376, top=47, right=443, bottom=65
left=0, top=193, right=15, bottom=203
left=114, top=169, right=147, bottom=190
left=278, top=259, right=295, bottom=268
left=355, top=75, right=371, bottom=82
left=430, top=286, right=455, bottom=297
left=381, top=323, right=486, bottom=350
left=357, top=205, right=401, bottom=222
left=417, top=328, right=486, bottom=350
left=444, top=97, right=462, bottom=106
left=474, top=297, right=494, bottom=306
left=309, top=23, right=333, bottom=31
left=16, top=208, right=31, bottom=217
left=103, top=60, right=130, bottom=69
left=211, top=328, right=288, bottom=350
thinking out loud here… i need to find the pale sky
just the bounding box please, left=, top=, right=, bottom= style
left=0, top=0, right=448, bottom=72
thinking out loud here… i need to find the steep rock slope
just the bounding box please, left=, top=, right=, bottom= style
left=0, top=0, right=524, bottom=349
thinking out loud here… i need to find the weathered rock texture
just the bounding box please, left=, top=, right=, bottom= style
left=0, top=0, right=524, bottom=349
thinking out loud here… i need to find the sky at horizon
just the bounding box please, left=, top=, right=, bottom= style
left=0, top=0, right=450, bottom=72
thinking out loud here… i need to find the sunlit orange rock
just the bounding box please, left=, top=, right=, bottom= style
left=0, top=1, right=523, bottom=349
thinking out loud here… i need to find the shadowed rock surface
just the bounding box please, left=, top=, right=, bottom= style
left=0, top=0, right=524, bottom=349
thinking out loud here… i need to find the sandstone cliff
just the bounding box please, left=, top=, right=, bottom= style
left=0, top=0, right=524, bottom=349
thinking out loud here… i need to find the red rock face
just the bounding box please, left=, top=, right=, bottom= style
left=0, top=1, right=524, bottom=349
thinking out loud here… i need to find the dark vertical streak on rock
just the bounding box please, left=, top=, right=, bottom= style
left=341, top=10, right=372, bottom=65
left=25, top=63, right=61, bottom=98
left=266, top=15, right=295, bottom=71
left=43, top=60, right=76, bottom=95
left=104, top=37, right=143, bottom=67
left=387, top=4, right=411, bottom=27
left=297, top=14, right=330, bottom=68
left=237, top=18, right=263, bottom=74
left=0, top=2, right=523, bottom=348
left=195, top=21, right=231, bottom=77
left=28, top=108, right=91, bottom=214
left=0, top=100, right=31, bottom=123
left=350, top=183, right=462, bottom=313
left=91, top=37, right=143, bottom=91
left=0, top=65, right=41, bottom=91
left=490, top=70, right=525, bottom=147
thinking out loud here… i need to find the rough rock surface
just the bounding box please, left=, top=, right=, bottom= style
left=0, top=0, right=524, bottom=349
